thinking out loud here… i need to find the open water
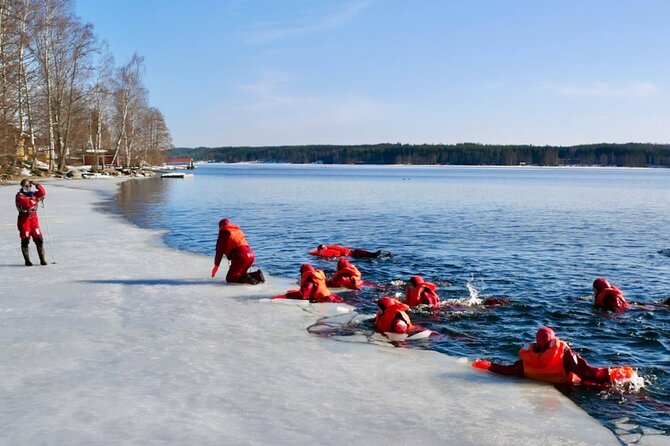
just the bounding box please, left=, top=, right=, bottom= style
left=108, top=163, right=670, bottom=438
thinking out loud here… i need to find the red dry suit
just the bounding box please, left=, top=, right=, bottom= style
left=405, top=277, right=440, bottom=308
left=309, top=245, right=352, bottom=258
left=309, top=244, right=381, bottom=259
left=16, top=183, right=46, bottom=242
left=275, top=267, right=342, bottom=303
left=595, top=286, right=628, bottom=312
left=214, top=220, right=256, bottom=284
left=488, top=338, right=611, bottom=385
left=298, top=268, right=342, bottom=303
left=327, top=259, right=363, bottom=290
left=374, top=298, right=413, bottom=334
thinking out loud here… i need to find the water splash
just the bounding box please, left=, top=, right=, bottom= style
left=464, top=278, right=484, bottom=306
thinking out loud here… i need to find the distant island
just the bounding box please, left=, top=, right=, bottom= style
left=171, top=143, right=670, bottom=167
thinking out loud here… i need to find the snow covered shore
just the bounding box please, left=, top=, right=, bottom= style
left=0, top=179, right=624, bottom=445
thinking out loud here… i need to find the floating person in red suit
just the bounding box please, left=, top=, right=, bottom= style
left=309, top=244, right=383, bottom=259
left=592, top=277, right=628, bottom=312
left=15, top=179, right=47, bottom=266
left=272, top=264, right=342, bottom=303
left=404, top=275, right=441, bottom=308
left=212, top=218, right=264, bottom=285
left=327, top=258, right=363, bottom=290
left=374, top=296, right=413, bottom=335
left=472, top=326, right=639, bottom=386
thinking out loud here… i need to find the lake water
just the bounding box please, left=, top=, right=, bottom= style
left=108, top=163, right=670, bottom=437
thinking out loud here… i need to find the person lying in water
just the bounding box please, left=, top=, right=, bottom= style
left=327, top=258, right=363, bottom=290
left=374, top=296, right=413, bottom=335
left=309, top=244, right=383, bottom=258
left=472, top=326, right=632, bottom=386
left=404, top=275, right=508, bottom=310
left=405, top=275, right=441, bottom=309
left=272, top=264, right=342, bottom=303
left=592, top=277, right=628, bottom=312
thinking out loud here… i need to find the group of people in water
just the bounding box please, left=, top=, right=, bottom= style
left=210, top=216, right=664, bottom=388
left=9, top=181, right=663, bottom=390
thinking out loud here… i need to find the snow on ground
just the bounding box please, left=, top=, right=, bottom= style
left=0, top=179, right=624, bottom=445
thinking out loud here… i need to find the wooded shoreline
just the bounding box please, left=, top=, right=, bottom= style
left=172, top=142, right=670, bottom=167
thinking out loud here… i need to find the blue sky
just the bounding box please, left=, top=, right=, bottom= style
left=75, top=0, right=670, bottom=147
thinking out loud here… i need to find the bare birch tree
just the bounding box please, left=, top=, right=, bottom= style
left=87, top=41, right=113, bottom=169
left=110, top=53, right=147, bottom=168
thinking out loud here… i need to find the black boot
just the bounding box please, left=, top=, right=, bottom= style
left=36, top=242, right=48, bottom=265
left=21, top=242, right=33, bottom=266
left=242, top=274, right=259, bottom=285
left=250, top=269, right=265, bottom=283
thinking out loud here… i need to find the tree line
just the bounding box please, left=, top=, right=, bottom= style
left=172, top=143, right=670, bottom=167
left=0, top=0, right=172, bottom=175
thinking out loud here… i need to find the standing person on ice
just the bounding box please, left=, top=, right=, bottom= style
left=211, top=218, right=265, bottom=285
left=15, top=179, right=47, bottom=266
left=471, top=326, right=633, bottom=386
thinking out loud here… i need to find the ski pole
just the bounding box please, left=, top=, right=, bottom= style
left=41, top=200, right=57, bottom=264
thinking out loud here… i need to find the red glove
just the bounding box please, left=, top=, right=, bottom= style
left=211, top=265, right=219, bottom=278
left=609, top=366, right=635, bottom=382
left=472, top=359, right=492, bottom=370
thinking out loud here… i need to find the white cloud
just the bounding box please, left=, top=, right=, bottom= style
left=245, top=0, right=376, bottom=44
left=541, top=81, right=660, bottom=98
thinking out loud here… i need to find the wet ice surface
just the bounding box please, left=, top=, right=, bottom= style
left=0, top=179, right=636, bottom=445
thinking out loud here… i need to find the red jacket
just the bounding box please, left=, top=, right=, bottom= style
left=309, top=245, right=351, bottom=258
left=405, top=282, right=440, bottom=308
left=215, top=223, right=249, bottom=266
left=518, top=339, right=580, bottom=384
left=375, top=300, right=412, bottom=334
left=488, top=340, right=611, bottom=385
left=16, top=184, right=46, bottom=214
left=300, top=269, right=332, bottom=301
left=595, top=286, right=628, bottom=311
left=328, top=263, right=363, bottom=289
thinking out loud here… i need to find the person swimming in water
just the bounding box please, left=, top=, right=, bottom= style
left=272, top=264, right=342, bottom=303
left=374, top=296, right=413, bottom=335
left=404, top=275, right=441, bottom=308
left=327, top=258, right=363, bottom=290
left=472, top=326, right=627, bottom=386
left=592, top=277, right=628, bottom=312
left=309, top=244, right=383, bottom=259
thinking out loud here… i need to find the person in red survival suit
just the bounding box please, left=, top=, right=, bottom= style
left=472, top=327, right=614, bottom=385
left=404, top=275, right=441, bottom=308
left=212, top=218, right=265, bottom=285
left=592, top=277, right=628, bottom=312
left=374, top=296, right=413, bottom=334
left=16, top=179, right=47, bottom=266
left=273, top=264, right=342, bottom=303
left=309, top=244, right=382, bottom=259
left=326, top=258, right=363, bottom=290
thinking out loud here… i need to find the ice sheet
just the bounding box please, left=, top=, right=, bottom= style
left=0, top=179, right=620, bottom=445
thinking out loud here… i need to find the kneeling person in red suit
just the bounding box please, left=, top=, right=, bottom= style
left=212, top=218, right=264, bottom=285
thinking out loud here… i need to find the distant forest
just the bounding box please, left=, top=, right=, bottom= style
left=171, top=143, right=670, bottom=167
